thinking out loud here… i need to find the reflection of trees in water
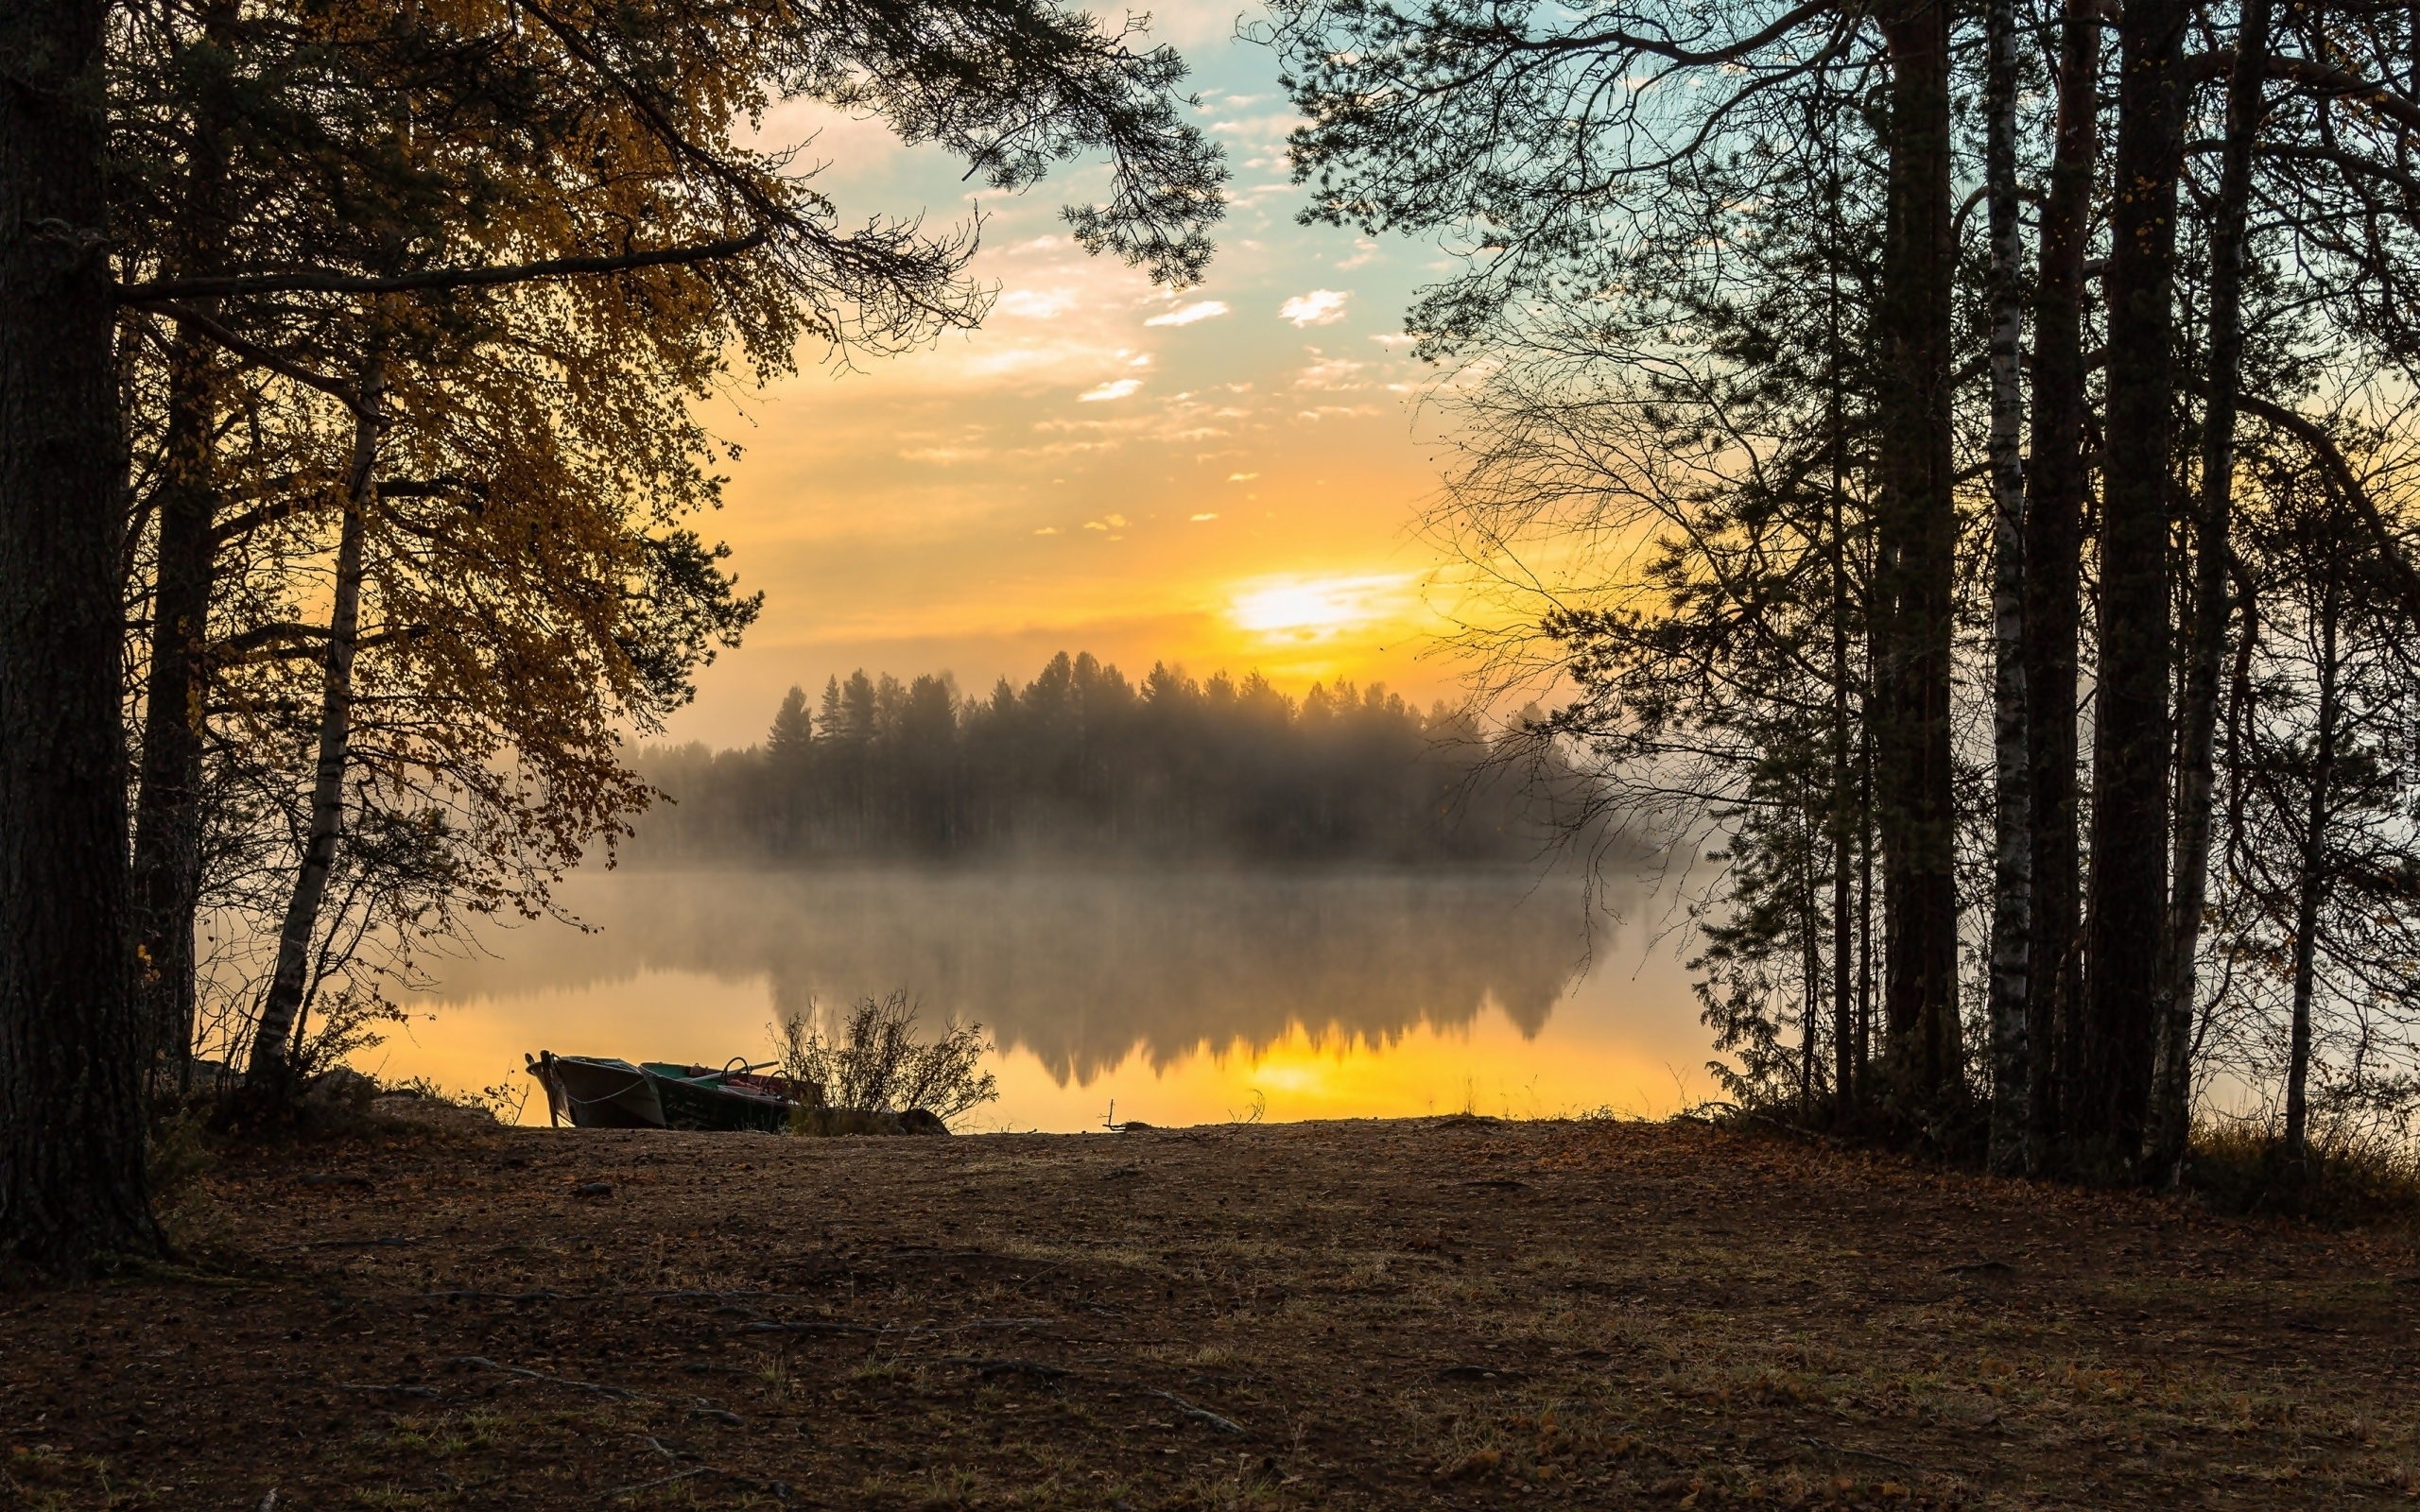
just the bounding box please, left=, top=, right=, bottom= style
left=438, top=868, right=1599, bottom=1081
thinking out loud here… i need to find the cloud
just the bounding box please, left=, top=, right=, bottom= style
left=1191, top=513, right=1219, bottom=522
left=997, top=287, right=1079, bottom=319
left=1279, top=289, right=1351, bottom=327
left=1370, top=333, right=1419, bottom=349
left=1105, top=513, right=1129, bottom=527
left=1145, top=300, right=1231, bottom=328
left=1034, top=526, right=1062, bottom=535
left=1227, top=472, right=1259, bottom=481
left=1078, top=378, right=1143, bottom=402
left=1296, top=352, right=1368, bottom=390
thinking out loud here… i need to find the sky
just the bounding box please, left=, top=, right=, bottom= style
left=666, top=4, right=1475, bottom=749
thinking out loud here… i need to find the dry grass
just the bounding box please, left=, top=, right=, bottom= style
left=2187, top=1119, right=2420, bottom=1225
left=1, top=1116, right=2415, bottom=1508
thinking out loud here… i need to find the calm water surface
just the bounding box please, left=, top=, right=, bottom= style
left=366, top=866, right=1718, bottom=1130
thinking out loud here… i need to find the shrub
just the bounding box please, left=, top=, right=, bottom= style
left=772, top=990, right=998, bottom=1128
left=2187, top=1119, right=2420, bottom=1226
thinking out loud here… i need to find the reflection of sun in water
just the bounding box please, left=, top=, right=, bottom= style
left=1228, top=573, right=1415, bottom=642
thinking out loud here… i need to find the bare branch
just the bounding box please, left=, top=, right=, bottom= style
left=120, top=229, right=769, bottom=303
left=147, top=304, right=361, bottom=412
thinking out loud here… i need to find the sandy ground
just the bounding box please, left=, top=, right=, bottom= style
left=3, top=1113, right=2416, bottom=1509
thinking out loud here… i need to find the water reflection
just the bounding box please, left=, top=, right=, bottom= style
left=385, top=865, right=1714, bottom=1129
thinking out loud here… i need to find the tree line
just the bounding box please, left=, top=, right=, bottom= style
left=0, top=0, right=1225, bottom=1269
left=627, top=652, right=1562, bottom=863
left=1270, top=0, right=2420, bottom=1178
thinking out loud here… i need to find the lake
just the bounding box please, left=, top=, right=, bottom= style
left=363, top=865, right=1720, bottom=1130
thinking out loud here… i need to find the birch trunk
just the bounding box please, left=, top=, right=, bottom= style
left=1830, top=311, right=1858, bottom=1115
left=1984, top=0, right=2031, bottom=1175
left=247, top=352, right=385, bottom=1087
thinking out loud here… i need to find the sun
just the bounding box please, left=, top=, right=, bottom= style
left=1227, top=573, right=1415, bottom=642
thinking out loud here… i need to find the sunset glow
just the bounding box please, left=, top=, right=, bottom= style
left=1228, top=572, right=1419, bottom=641
left=641, top=9, right=1457, bottom=746
left=363, top=954, right=1715, bottom=1134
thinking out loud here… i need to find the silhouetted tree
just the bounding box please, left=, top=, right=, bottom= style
left=629, top=652, right=1567, bottom=864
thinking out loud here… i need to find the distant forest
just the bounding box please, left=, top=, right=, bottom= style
left=627, top=652, right=1562, bottom=863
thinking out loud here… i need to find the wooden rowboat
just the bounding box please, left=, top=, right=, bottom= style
left=525, top=1050, right=819, bottom=1133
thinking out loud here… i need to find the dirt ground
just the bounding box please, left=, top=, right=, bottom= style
left=3, top=1112, right=2416, bottom=1510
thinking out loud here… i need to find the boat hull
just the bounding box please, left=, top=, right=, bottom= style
left=642, top=1067, right=793, bottom=1134
left=527, top=1053, right=663, bottom=1128
left=527, top=1051, right=804, bottom=1133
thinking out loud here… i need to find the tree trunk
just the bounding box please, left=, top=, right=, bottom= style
left=2283, top=546, right=2342, bottom=1162
left=1830, top=322, right=1858, bottom=1117
left=1984, top=0, right=2031, bottom=1175
left=2148, top=0, right=2274, bottom=1182
left=130, top=2, right=237, bottom=1086
left=247, top=355, right=385, bottom=1087
left=1825, top=115, right=1858, bottom=1115
left=1802, top=803, right=1821, bottom=1114
left=130, top=332, right=216, bottom=1085
left=0, top=0, right=161, bottom=1268
left=2024, top=0, right=2102, bottom=1173
left=1874, top=0, right=1963, bottom=1113
left=2082, top=0, right=2187, bottom=1176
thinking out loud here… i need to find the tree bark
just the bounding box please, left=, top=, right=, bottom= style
left=2024, top=0, right=2102, bottom=1174
left=247, top=354, right=384, bottom=1086
left=2082, top=0, right=2187, bottom=1176
left=130, top=332, right=216, bottom=1085
left=130, top=47, right=234, bottom=1081
left=1830, top=288, right=1858, bottom=1117
left=1874, top=0, right=1963, bottom=1113
left=1824, top=100, right=1858, bottom=1116
left=0, top=0, right=161, bottom=1267
left=2148, top=0, right=2274, bottom=1182
left=2283, top=542, right=2342, bottom=1162
left=1984, top=0, right=2031, bottom=1175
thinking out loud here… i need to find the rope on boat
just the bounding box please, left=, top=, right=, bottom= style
left=529, top=1051, right=653, bottom=1127
left=563, top=1074, right=650, bottom=1118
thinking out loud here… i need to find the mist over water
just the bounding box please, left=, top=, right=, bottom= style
left=380, top=864, right=1716, bottom=1129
